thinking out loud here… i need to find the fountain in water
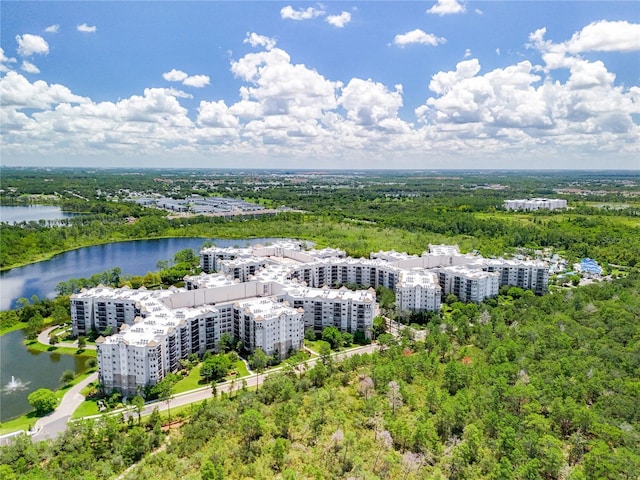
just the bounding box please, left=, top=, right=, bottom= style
left=4, top=375, right=27, bottom=392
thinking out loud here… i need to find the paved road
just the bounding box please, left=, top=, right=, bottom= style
left=91, top=343, right=380, bottom=423
left=32, top=372, right=99, bottom=442
left=25, top=343, right=379, bottom=441
left=37, top=326, right=97, bottom=350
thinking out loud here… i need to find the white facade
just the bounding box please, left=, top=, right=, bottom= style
left=395, top=269, right=442, bottom=311
left=76, top=240, right=550, bottom=394
left=504, top=198, right=567, bottom=211
left=433, top=266, right=500, bottom=303
left=477, top=258, right=549, bottom=295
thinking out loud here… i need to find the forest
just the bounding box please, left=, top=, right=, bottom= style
left=1, top=275, right=639, bottom=479
left=1, top=168, right=639, bottom=270
left=1, top=168, right=639, bottom=479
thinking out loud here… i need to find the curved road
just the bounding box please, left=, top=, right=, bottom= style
left=37, top=326, right=96, bottom=350
left=33, top=343, right=380, bottom=440
left=32, top=372, right=99, bottom=441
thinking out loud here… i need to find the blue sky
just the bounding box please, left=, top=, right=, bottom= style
left=1, top=1, right=639, bottom=170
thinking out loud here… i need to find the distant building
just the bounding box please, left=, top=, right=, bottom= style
left=504, top=198, right=567, bottom=211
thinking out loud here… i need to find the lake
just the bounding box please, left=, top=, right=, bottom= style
left=0, top=237, right=282, bottom=310
left=0, top=329, right=92, bottom=422
left=0, top=236, right=284, bottom=421
left=0, top=205, right=80, bottom=225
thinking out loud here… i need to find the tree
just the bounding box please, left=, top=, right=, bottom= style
left=239, top=408, right=266, bottom=444
left=387, top=381, right=403, bottom=416
left=77, top=336, right=87, bottom=350
left=318, top=340, right=332, bottom=366
left=28, top=388, right=58, bottom=415
left=60, top=369, right=75, bottom=385
left=250, top=348, right=268, bottom=391
left=131, top=395, right=145, bottom=425
left=25, top=313, right=44, bottom=340
left=322, top=326, right=342, bottom=349
left=217, top=332, right=234, bottom=352
left=341, top=332, right=354, bottom=347
left=152, top=373, right=178, bottom=423
left=200, top=355, right=231, bottom=382
left=304, top=328, right=317, bottom=342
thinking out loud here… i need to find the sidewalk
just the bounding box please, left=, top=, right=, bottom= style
left=37, top=326, right=96, bottom=350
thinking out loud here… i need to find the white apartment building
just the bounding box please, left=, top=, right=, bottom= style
left=504, top=198, right=567, bottom=211
left=281, top=285, right=376, bottom=333
left=395, top=269, right=442, bottom=311
left=75, top=241, right=550, bottom=394
left=477, top=258, right=549, bottom=295
left=433, top=266, right=500, bottom=303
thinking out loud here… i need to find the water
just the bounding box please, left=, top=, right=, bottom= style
left=0, top=236, right=283, bottom=421
left=0, top=329, right=92, bottom=421
left=0, top=205, right=80, bottom=224
left=0, top=237, right=281, bottom=310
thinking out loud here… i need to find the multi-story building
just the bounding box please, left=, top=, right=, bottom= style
left=395, top=269, right=442, bottom=311
left=504, top=198, right=567, bottom=211
left=75, top=240, right=550, bottom=394
left=477, top=259, right=549, bottom=295
left=433, top=266, right=500, bottom=303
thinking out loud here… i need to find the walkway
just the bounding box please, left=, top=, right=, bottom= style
left=32, top=372, right=99, bottom=442
left=22, top=343, right=379, bottom=442
left=37, top=326, right=96, bottom=350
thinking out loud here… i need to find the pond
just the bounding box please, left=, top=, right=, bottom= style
left=0, top=236, right=285, bottom=421
left=0, top=237, right=282, bottom=310
left=0, top=329, right=92, bottom=422
left=0, top=205, right=81, bottom=225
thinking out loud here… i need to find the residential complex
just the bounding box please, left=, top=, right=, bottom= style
left=72, top=241, right=549, bottom=394
left=504, top=198, right=567, bottom=211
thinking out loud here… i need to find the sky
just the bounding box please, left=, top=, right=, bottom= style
left=1, top=1, right=639, bottom=170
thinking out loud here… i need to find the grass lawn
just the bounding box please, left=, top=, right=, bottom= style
left=0, top=323, right=25, bottom=336
left=25, top=339, right=96, bottom=357
left=174, top=366, right=207, bottom=394
left=304, top=340, right=326, bottom=354
left=232, top=359, right=249, bottom=377
left=0, top=412, right=39, bottom=436
left=71, top=400, right=101, bottom=419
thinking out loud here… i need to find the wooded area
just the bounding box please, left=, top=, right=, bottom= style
left=1, top=168, right=638, bottom=479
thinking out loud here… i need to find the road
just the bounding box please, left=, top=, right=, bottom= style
left=37, top=326, right=96, bottom=350
left=31, top=372, right=99, bottom=442
left=25, top=343, right=379, bottom=442
left=85, top=343, right=379, bottom=425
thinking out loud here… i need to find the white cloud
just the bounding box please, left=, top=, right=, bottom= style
left=565, top=20, right=640, bottom=53
left=77, top=23, right=97, bottom=33
left=326, top=12, right=351, bottom=28
left=244, top=32, right=277, bottom=51
left=163, top=69, right=189, bottom=82
left=2, top=27, right=638, bottom=169
left=475, top=8, right=483, bottom=15
left=163, top=69, right=209, bottom=87
left=393, top=29, right=446, bottom=47
left=427, top=0, right=466, bottom=16
left=464, top=49, right=472, bottom=58
left=197, top=100, right=239, bottom=128
left=16, top=34, right=49, bottom=56
left=0, top=47, right=17, bottom=72
left=280, top=5, right=325, bottom=21
left=21, top=60, right=40, bottom=74
left=182, top=74, right=210, bottom=88
left=339, top=78, right=406, bottom=129
left=0, top=71, right=89, bottom=108
left=230, top=47, right=340, bottom=121
left=44, top=25, right=60, bottom=33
